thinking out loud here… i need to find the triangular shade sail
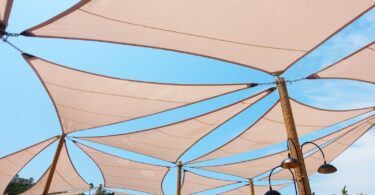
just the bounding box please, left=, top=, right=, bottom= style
left=221, top=183, right=287, bottom=195
left=181, top=171, right=235, bottom=194
left=268, top=116, right=375, bottom=180
left=112, top=190, right=148, bottom=195
left=79, top=90, right=268, bottom=162
left=23, top=55, right=247, bottom=133
left=193, top=100, right=373, bottom=162
left=75, top=142, right=168, bottom=195
left=111, top=192, right=129, bottom=195
left=199, top=115, right=374, bottom=179
left=108, top=190, right=137, bottom=195
left=0, top=136, right=57, bottom=194
left=45, top=188, right=90, bottom=195
left=0, top=0, right=12, bottom=26
left=23, top=1, right=375, bottom=73
left=23, top=143, right=89, bottom=195
left=316, top=42, right=375, bottom=84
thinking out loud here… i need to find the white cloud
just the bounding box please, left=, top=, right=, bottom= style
left=290, top=80, right=375, bottom=110
left=310, top=129, right=375, bottom=195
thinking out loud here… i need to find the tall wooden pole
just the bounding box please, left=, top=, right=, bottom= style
left=276, top=77, right=312, bottom=195
left=43, top=134, right=66, bottom=195
left=0, top=22, right=5, bottom=37
left=176, top=161, right=183, bottom=195
left=249, top=178, right=255, bottom=195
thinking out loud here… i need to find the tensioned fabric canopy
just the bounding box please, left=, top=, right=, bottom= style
left=315, top=42, right=375, bottom=84
left=23, top=55, right=247, bottom=133
left=221, top=183, right=287, bottom=195
left=268, top=115, right=375, bottom=180
left=75, top=142, right=168, bottom=195
left=181, top=171, right=235, bottom=194
left=21, top=1, right=375, bottom=73
left=192, top=100, right=373, bottom=162
left=0, top=0, right=12, bottom=27
left=79, top=90, right=269, bottom=162
left=198, top=115, right=374, bottom=179
left=0, top=136, right=57, bottom=194
left=40, top=188, right=90, bottom=195
left=23, top=143, right=90, bottom=195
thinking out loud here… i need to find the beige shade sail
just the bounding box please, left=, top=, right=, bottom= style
left=22, top=1, right=375, bottom=73
left=75, top=142, right=168, bottom=195
left=80, top=90, right=269, bottom=162
left=110, top=190, right=147, bottom=195
left=0, top=136, right=58, bottom=194
left=193, top=99, right=373, bottom=162
left=221, top=183, right=287, bottom=195
left=269, top=116, right=375, bottom=180
left=0, top=0, right=12, bottom=26
left=315, top=42, right=375, bottom=84
left=23, top=143, right=90, bottom=195
left=23, top=55, right=247, bottom=133
left=110, top=192, right=133, bottom=195
left=46, top=188, right=90, bottom=195
left=181, top=171, right=235, bottom=194
left=199, top=115, right=374, bottom=179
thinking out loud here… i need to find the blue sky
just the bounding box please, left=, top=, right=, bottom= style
left=1, top=1, right=375, bottom=194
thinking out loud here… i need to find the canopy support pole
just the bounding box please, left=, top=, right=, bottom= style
left=43, top=133, right=66, bottom=195
left=276, top=77, right=312, bottom=195
left=249, top=178, right=255, bottom=195
left=176, top=161, right=182, bottom=195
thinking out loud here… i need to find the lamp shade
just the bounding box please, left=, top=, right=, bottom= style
left=318, top=163, right=337, bottom=174
left=280, top=157, right=301, bottom=169
left=265, top=189, right=282, bottom=195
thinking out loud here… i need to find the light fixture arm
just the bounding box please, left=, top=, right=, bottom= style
left=287, top=138, right=298, bottom=151
left=286, top=138, right=299, bottom=159
left=268, top=166, right=279, bottom=191
left=267, top=166, right=298, bottom=195
left=301, top=141, right=327, bottom=163
left=287, top=168, right=299, bottom=195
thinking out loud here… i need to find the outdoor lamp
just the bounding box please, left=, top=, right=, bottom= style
left=281, top=138, right=301, bottom=169
left=301, top=141, right=337, bottom=174
left=265, top=166, right=298, bottom=195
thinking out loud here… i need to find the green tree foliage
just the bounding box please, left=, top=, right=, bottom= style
left=93, top=184, right=114, bottom=195
left=330, top=186, right=367, bottom=195
left=4, top=176, right=34, bottom=195
left=341, top=186, right=349, bottom=195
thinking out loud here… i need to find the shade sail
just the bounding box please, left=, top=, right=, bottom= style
left=193, top=99, right=373, bottom=162
left=0, top=0, right=12, bottom=26
left=198, top=115, right=374, bottom=179
left=316, top=42, right=375, bottom=84
left=80, top=90, right=268, bottom=162
left=23, top=55, right=247, bottom=133
left=75, top=142, right=168, bottom=195
left=23, top=143, right=90, bottom=195
left=22, top=1, right=375, bottom=73
left=221, top=184, right=287, bottom=195
left=0, top=136, right=57, bottom=194
left=112, top=190, right=150, bottom=195
left=269, top=116, right=375, bottom=180
left=181, top=171, right=235, bottom=194
left=46, top=188, right=90, bottom=195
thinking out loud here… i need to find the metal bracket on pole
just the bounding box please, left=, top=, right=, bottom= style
left=42, top=133, right=66, bottom=195
left=276, top=77, right=312, bottom=195
left=176, top=161, right=183, bottom=195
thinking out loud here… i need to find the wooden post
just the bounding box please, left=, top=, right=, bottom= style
left=249, top=178, right=255, bottom=195
left=176, top=161, right=183, bottom=195
left=276, top=77, right=312, bottom=195
left=42, top=134, right=66, bottom=195
left=0, top=22, right=5, bottom=37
